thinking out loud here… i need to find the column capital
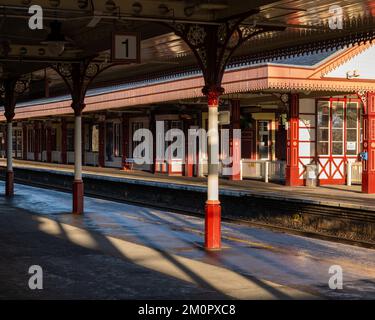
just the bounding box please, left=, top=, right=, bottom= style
left=202, top=86, right=224, bottom=106
left=72, top=102, right=86, bottom=116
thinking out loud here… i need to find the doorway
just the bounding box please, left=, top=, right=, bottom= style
left=257, top=120, right=271, bottom=160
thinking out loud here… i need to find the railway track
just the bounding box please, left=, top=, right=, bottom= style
left=3, top=171, right=375, bottom=250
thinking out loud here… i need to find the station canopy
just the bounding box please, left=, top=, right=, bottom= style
left=0, top=0, right=374, bottom=102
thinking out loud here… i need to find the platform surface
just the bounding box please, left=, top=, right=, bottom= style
left=2, top=159, right=375, bottom=211
left=1, top=181, right=375, bottom=299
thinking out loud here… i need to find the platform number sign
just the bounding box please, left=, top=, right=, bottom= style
left=112, top=33, right=140, bottom=63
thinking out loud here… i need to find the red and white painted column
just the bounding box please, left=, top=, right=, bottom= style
left=204, top=87, right=223, bottom=250
left=286, top=93, right=300, bottom=186
left=362, top=92, right=375, bottom=193
left=72, top=106, right=85, bottom=214
left=230, top=99, right=241, bottom=181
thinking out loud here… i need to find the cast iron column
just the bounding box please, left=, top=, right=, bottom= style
left=203, top=86, right=224, bottom=250
left=73, top=102, right=85, bottom=214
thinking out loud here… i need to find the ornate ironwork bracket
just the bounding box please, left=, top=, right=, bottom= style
left=167, top=11, right=285, bottom=94
left=51, top=59, right=116, bottom=115
left=0, top=78, right=29, bottom=122
left=357, top=90, right=368, bottom=114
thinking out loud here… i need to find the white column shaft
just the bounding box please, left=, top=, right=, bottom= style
left=207, top=106, right=219, bottom=201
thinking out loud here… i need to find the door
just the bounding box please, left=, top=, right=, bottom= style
left=257, top=120, right=271, bottom=160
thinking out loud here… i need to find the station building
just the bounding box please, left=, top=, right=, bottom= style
left=1, top=40, right=375, bottom=188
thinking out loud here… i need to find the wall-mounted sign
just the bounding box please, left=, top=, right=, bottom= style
left=112, top=33, right=140, bottom=63
left=347, top=141, right=356, bottom=151
left=218, top=111, right=230, bottom=125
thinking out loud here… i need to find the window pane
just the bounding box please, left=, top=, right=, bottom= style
left=332, top=102, right=344, bottom=128
left=332, top=128, right=343, bottom=141
left=67, top=128, right=74, bottom=152
left=332, top=142, right=343, bottom=155
left=347, top=103, right=358, bottom=129
left=317, top=101, right=330, bottom=155
left=347, top=129, right=357, bottom=142
left=92, top=125, right=99, bottom=152
left=318, top=142, right=329, bottom=155
left=317, top=101, right=329, bottom=127
left=317, top=128, right=329, bottom=141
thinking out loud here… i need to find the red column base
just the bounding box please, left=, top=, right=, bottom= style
left=205, top=200, right=221, bottom=250
left=229, top=172, right=241, bottom=181
left=73, top=180, right=84, bottom=214
left=185, top=164, right=194, bottom=178
left=5, top=171, right=14, bottom=197
left=362, top=171, right=375, bottom=193
left=285, top=166, right=300, bottom=186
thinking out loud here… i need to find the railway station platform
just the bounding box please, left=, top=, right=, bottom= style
left=0, top=159, right=371, bottom=208
left=1, top=159, right=375, bottom=247
left=1, top=181, right=375, bottom=299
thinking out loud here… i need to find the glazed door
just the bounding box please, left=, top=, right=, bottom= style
left=257, top=120, right=271, bottom=160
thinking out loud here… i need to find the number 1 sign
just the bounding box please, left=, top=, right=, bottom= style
left=112, top=33, right=141, bottom=63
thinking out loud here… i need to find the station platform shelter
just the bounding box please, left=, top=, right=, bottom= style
left=1, top=0, right=375, bottom=252
left=1, top=42, right=375, bottom=188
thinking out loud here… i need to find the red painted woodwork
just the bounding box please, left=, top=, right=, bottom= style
left=286, top=93, right=301, bottom=186
left=98, top=121, right=105, bottom=167
left=230, top=99, right=241, bottom=180
left=5, top=170, right=14, bottom=197
left=205, top=200, right=221, bottom=250
left=61, top=118, right=67, bottom=164
left=362, top=92, right=375, bottom=193
left=73, top=180, right=84, bottom=214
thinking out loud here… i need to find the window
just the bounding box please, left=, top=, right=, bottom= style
left=132, top=122, right=144, bottom=157
left=346, top=102, right=359, bottom=155
left=317, top=99, right=361, bottom=157
left=51, top=128, right=57, bottom=151
left=13, top=129, right=22, bottom=158
left=317, top=101, right=330, bottom=155
left=67, top=128, right=74, bottom=152
left=331, top=102, right=344, bottom=155
left=113, top=122, right=122, bottom=157
left=91, top=125, right=99, bottom=152
left=27, top=129, right=34, bottom=153
left=164, top=120, right=183, bottom=159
